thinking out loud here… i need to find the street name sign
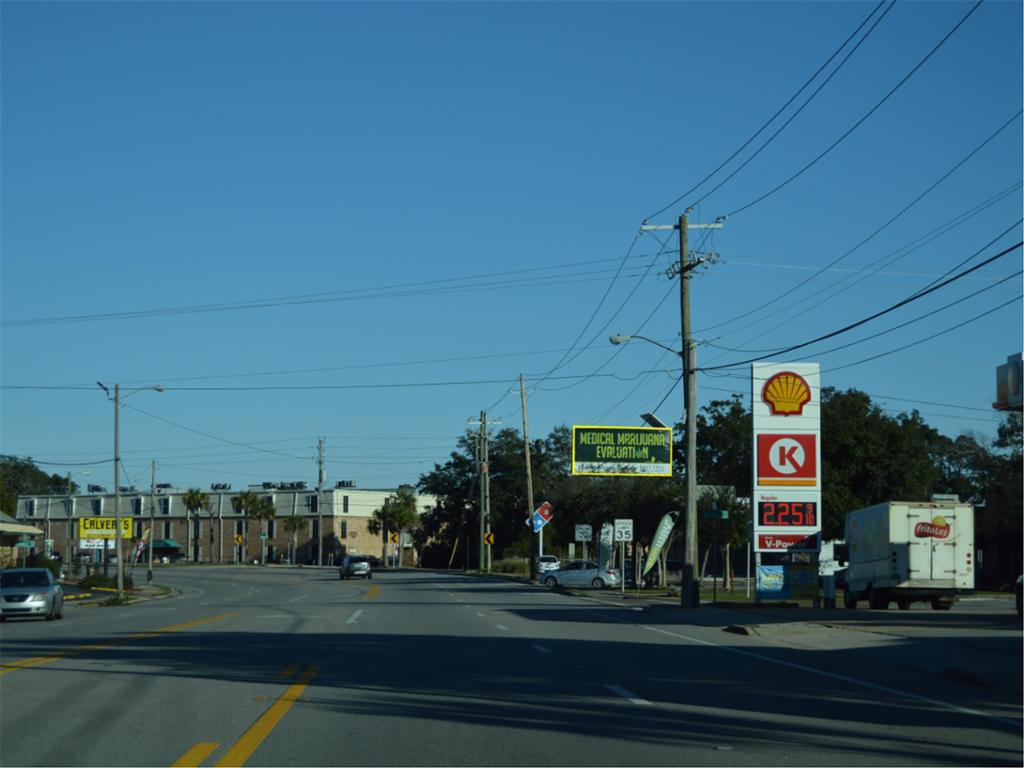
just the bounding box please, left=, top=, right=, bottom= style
left=572, top=425, right=672, bottom=477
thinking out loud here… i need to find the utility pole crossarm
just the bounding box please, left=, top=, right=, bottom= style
left=641, top=222, right=724, bottom=231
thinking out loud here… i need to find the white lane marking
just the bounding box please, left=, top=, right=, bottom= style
left=641, top=625, right=1018, bottom=728
left=495, top=624, right=509, bottom=631
left=532, top=644, right=552, bottom=654
left=476, top=612, right=486, bottom=617
left=605, top=684, right=652, bottom=706
left=346, top=609, right=364, bottom=625
left=289, top=594, right=309, bottom=603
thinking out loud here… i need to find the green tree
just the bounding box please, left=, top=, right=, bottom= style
left=181, top=488, right=210, bottom=563
left=231, top=490, right=270, bottom=564
left=1, top=456, right=70, bottom=517
left=368, top=486, right=419, bottom=567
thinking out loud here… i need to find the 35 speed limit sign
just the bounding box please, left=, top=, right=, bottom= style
left=613, top=519, right=633, bottom=542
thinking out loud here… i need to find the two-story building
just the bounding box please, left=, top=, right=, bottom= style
left=15, top=481, right=436, bottom=567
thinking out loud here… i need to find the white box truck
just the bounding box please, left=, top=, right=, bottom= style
left=843, top=500, right=974, bottom=610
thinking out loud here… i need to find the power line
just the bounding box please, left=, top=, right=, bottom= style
left=695, top=111, right=1022, bottom=337
left=699, top=239, right=1021, bottom=371
left=645, top=1, right=889, bottom=220
left=724, top=0, right=985, bottom=218
left=686, top=1, right=897, bottom=212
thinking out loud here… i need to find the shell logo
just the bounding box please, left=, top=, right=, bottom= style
left=914, top=516, right=951, bottom=539
left=762, top=371, right=812, bottom=416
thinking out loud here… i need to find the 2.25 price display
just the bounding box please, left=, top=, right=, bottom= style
left=757, top=501, right=817, bottom=527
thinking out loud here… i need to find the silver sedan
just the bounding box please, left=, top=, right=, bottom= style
left=1, top=568, right=64, bottom=621
left=541, top=560, right=621, bottom=589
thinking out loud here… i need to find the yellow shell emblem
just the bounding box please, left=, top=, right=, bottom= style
left=762, top=371, right=811, bottom=416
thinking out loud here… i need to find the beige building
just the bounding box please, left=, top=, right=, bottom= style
left=15, top=482, right=436, bottom=568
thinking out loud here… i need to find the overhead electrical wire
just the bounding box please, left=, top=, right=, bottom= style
left=699, top=238, right=1022, bottom=371
left=645, top=0, right=889, bottom=220
left=704, top=213, right=1023, bottom=360
left=695, top=110, right=1023, bottom=337
left=685, top=1, right=897, bottom=213
left=723, top=0, right=985, bottom=218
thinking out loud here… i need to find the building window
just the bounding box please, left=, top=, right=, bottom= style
left=233, top=498, right=243, bottom=514
left=131, top=498, right=143, bottom=516
left=307, top=495, right=318, bottom=514
left=340, top=521, right=348, bottom=539
left=25, top=499, right=36, bottom=517
left=343, top=495, right=349, bottom=515
left=235, top=520, right=244, bottom=535
left=163, top=521, right=172, bottom=539
left=160, top=497, right=172, bottom=515
left=91, top=498, right=103, bottom=515
left=263, top=495, right=274, bottom=508
left=135, top=521, right=144, bottom=538
left=268, top=520, right=276, bottom=538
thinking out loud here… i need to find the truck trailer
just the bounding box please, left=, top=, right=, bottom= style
left=843, top=500, right=974, bottom=610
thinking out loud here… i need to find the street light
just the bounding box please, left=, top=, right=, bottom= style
left=610, top=333, right=699, bottom=608
left=97, top=382, right=164, bottom=599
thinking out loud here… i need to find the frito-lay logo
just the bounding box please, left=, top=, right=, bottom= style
left=914, top=516, right=951, bottom=539
left=762, top=371, right=812, bottom=416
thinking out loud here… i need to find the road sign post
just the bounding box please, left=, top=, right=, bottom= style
left=614, top=519, right=633, bottom=594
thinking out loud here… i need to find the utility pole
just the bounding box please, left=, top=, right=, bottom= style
left=113, top=384, right=124, bottom=598
left=478, top=411, right=486, bottom=572
left=483, top=413, right=492, bottom=573
left=520, top=374, right=537, bottom=581
left=148, top=461, right=156, bottom=584
left=317, top=438, right=325, bottom=567
left=641, top=213, right=724, bottom=609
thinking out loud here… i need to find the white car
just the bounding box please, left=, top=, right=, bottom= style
left=542, top=560, right=621, bottom=589
left=537, top=555, right=560, bottom=574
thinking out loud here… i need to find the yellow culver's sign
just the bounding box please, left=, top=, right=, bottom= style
left=78, top=516, right=133, bottom=539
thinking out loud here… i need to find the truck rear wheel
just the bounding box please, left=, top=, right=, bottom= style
left=897, top=600, right=911, bottom=610
left=931, top=599, right=952, bottom=611
left=868, top=587, right=888, bottom=610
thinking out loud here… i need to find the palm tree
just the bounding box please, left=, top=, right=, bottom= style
left=252, top=496, right=277, bottom=565
left=182, top=488, right=210, bottom=563
left=368, top=486, right=419, bottom=568
left=232, top=490, right=261, bottom=563
left=283, top=515, right=308, bottom=565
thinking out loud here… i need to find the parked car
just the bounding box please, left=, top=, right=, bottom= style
left=541, top=560, right=621, bottom=589
left=1, top=568, right=64, bottom=621
left=537, top=555, right=560, bottom=574
left=340, top=555, right=372, bottom=580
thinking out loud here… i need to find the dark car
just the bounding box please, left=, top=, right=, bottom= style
left=340, top=555, right=372, bottom=580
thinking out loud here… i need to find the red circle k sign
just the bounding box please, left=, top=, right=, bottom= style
left=757, top=434, right=817, bottom=486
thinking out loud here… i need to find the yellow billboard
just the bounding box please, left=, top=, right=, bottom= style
left=78, top=516, right=133, bottom=539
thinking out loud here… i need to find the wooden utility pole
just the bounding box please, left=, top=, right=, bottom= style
left=520, top=374, right=537, bottom=580
left=317, top=438, right=325, bottom=566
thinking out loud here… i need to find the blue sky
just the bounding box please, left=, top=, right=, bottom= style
left=2, top=1, right=1021, bottom=495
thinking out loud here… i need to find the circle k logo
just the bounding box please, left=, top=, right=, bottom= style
left=757, top=433, right=817, bottom=486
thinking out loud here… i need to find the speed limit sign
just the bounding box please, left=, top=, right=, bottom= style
left=614, top=519, right=633, bottom=542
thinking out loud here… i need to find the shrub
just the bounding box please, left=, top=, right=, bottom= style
left=492, top=558, right=528, bottom=576
left=80, top=572, right=134, bottom=591
left=25, top=554, right=60, bottom=579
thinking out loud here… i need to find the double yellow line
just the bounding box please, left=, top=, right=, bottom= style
left=172, top=663, right=319, bottom=768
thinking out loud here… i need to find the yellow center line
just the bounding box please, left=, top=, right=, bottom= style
left=214, top=664, right=319, bottom=768
left=277, top=664, right=298, bottom=679
left=361, top=584, right=381, bottom=600
left=170, top=742, right=219, bottom=768
left=0, top=612, right=237, bottom=677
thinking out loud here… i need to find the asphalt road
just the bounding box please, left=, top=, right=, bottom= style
left=1, top=567, right=1020, bottom=767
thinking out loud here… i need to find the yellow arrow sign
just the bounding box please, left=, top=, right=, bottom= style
left=484, top=532, right=494, bottom=545
left=389, top=532, right=399, bottom=544
left=234, top=534, right=244, bottom=545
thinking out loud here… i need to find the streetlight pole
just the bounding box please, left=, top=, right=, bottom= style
left=98, top=382, right=164, bottom=600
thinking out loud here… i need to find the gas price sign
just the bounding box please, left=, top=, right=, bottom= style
left=757, top=500, right=818, bottom=527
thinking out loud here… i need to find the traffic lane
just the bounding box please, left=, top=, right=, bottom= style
left=0, top=573, right=377, bottom=766
left=221, top=571, right=1019, bottom=768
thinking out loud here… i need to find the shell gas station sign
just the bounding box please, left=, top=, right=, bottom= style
left=752, top=363, right=821, bottom=553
